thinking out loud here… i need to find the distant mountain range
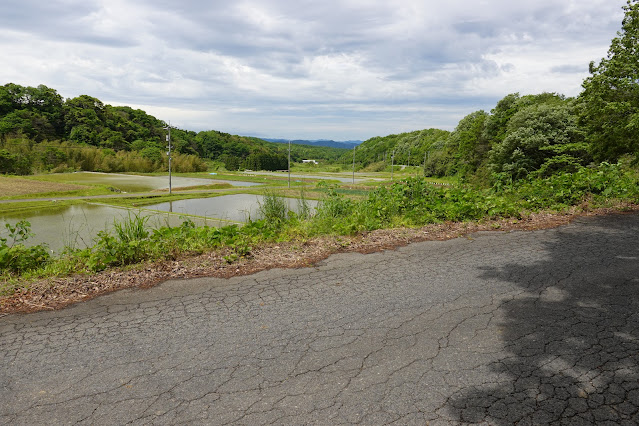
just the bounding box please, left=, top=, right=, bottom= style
left=261, top=138, right=361, bottom=149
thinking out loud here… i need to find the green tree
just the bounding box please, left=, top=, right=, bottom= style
left=448, top=110, right=489, bottom=175
left=483, top=93, right=522, bottom=144
left=64, top=95, right=106, bottom=142
left=41, top=147, right=67, bottom=170
left=0, top=149, right=31, bottom=174
left=580, top=0, right=639, bottom=161
left=489, top=100, right=588, bottom=181
left=140, top=146, right=163, bottom=163
left=0, top=84, right=64, bottom=141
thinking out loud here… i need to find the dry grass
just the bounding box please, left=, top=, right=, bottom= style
left=0, top=176, right=86, bottom=197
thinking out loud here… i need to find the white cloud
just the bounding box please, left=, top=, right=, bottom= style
left=0, top=0, right=629, bottom=140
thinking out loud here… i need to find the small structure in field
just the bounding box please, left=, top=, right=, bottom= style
left=302, top=159, right=318, bottom=165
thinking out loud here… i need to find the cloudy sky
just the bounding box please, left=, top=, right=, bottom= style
left=0, top=0, right=628, bottom=140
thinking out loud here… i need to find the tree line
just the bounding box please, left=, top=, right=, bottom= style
left=1, top=1, right=636, bottom=179
left=346, top=0, right=638, bottom=184
left=0, top=87, right=347, bottom=174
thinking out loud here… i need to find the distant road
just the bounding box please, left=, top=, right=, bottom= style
left=2, top=213, right=638, bottom=424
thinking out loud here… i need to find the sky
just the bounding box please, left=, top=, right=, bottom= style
left=0, top=0, right=628, bottom=141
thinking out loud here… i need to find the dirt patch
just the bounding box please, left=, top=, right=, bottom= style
left=1, top=205, right=638, bottom=314
left=0, top=176, right=86, bottom=197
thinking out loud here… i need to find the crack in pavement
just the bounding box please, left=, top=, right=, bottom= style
left=1, top=213, right=638, bottom=424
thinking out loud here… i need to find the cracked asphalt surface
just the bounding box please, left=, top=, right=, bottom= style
left=1, top=213, right=638, bottom=425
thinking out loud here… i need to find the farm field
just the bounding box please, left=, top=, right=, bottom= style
left=0, top=176, right=89, bottom=197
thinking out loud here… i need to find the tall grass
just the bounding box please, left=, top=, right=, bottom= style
left=113, top=212, right=149, bottom=243
left=2, top=163, right=638, bottom=295
left=296, top=189, right=312, bottom=220
left=257, top=191, right=289, bottom=224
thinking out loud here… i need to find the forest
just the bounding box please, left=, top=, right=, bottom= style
left=1, top=0, right=638, bottom=187
left=1, top=0, right=639, bottom=297
left=0, top=87, right=347, bottom=175
left=345, top=0, right=638, bottom=185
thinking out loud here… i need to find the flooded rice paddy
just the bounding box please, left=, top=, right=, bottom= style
left=145, top=194, right=317, bottom=223
left=51, top=172, right=263, bottom=192
left=1, top=195, right=317, bottom=252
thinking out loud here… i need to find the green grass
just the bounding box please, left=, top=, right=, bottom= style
left=2, top=164, right=638, bottom=297
left=0, top=174, right=115, bottom=200
left=0, top=187, right=114, bottom=200
left=149, top=171, right=287, bottom=186
left=0, top=200, right=82, bottom=215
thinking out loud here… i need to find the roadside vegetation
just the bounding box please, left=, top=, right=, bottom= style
left=2, top=162, right=638, bottom=296
left=1, top=1, right=638, bottom=303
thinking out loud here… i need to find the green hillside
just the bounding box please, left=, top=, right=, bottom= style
left=1, top=0, right=638, bottom=180
left=0, top=84, right=348, bottom=174
left=348, top=128, right=450, bottom=169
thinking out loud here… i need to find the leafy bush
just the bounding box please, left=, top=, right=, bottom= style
left=87, top=213, right=151, bottom=271
left=305, top=165, right=639, bottom=236
left=511, top=163, right=639, bottom=209
left=257, top=192, right=289, bottom=225
left=0, top=220, right=50, bottom=273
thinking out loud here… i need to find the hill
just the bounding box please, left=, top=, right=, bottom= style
left=0, top=83, right=349, bottom=174
left=347, top=128, right=450, bottom=168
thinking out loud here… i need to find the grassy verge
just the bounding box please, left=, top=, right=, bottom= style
left=152, top=183, right=234, bottom=192
left=1, top=163, right=638, bottom=299
left=148, top=171, right=287, bottom=186
left=95, top=187, right=269, bottom=208
left=0, top=199, right=83, bottom=215
left=0, top=175, right=114, bottom=200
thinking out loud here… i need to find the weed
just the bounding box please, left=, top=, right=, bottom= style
left=296, top=189, right=312, bottom=220
left=257, top=191, right=289, bottom=225
left=113, top=212, right=149, bottom=243
left=2, top=163, right=638, bottom=288
left=86, top=213, right=151, bottom=271
left=0, top=221, right=50, bottom=273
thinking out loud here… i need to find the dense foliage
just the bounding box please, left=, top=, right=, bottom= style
left=0, top=85, right=348, bottom=174
left=580, top=0, right=639, bottom=162
left=194, top=130, right=346, bottom=171
left=343, top=128, right=450, bottom=171
left=306, top=164, right=639, bottom=235
left=3, top=163, right=638, bottom=284
left=0, top=221, right=50, bottom=273
left=340, top=2, right=638, bottom=183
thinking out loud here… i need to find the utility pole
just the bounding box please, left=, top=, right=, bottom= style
left=352, top=146, right=356, bottom=184
left=164, top=123, right=172, bottom=194
left=288, top=140, right=291, bottom=188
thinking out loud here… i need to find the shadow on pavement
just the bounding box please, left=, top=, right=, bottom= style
left=447, top=213, right=639, bottom=424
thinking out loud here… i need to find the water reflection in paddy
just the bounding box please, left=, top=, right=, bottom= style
left=0, top=204, right=218, bottom=253
left=49, top=172, right=263, bottom=192
left=0, top=195, right=316, bottom=253
left=145, top=194, right=318, bottom=223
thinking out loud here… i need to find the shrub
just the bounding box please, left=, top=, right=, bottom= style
left=257, top=192, right=289, bottom=225
left=0, top=220, right=50, bottom=273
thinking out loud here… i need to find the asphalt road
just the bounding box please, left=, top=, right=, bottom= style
left=1, top=213, right=638, bottom=425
